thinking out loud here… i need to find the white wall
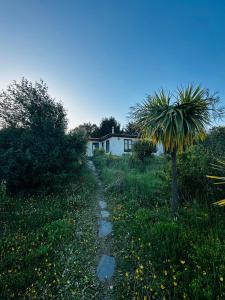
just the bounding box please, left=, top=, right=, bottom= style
left=86, top=138, right=164, bottom=157
left=106, top=137, right=139, bottom=156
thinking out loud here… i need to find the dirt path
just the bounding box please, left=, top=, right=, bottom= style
left=88, top=161, right=116, bottom=300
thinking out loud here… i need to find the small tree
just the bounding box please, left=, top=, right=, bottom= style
left=131, top=85, right=223, bottom=216
left=0, top=78, right=86, bottom=195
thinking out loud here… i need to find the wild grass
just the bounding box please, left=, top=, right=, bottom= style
left=0, top=168, right=100, bottom=299
left=94, top=153, right=225, bottom=300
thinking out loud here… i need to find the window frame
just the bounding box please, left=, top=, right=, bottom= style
left=124, top=139, right=132, bottom=152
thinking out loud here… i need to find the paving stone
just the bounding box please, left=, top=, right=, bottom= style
left=100, top=210, right=110, bottom=218
left=99, top=200, right=107, bottom=209
left=97, top=255, right=116, bottom=281
left=99, top=220, right=112, bottom=237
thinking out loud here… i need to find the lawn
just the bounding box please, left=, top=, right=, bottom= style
left=0, top=168, right=101, bottom=299
left=94, top=153, right=225, bottom=300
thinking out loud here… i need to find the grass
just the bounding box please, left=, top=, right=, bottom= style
left=94, top=153, right=225, bottom=300
left=0, top=167, right=101, bottom=299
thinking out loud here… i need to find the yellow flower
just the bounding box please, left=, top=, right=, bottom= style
left=160, top=284, right=165, bottom=290
left=180, top=260, right=185, bottom=265
left=220, top=276, right=223, bottom=282
left=203, top=271, right=207, bottom=276
left=140, top=264, right=144, bottom=269
left=125, top=272, right=129, bottom=277
left=163, top=270, right=168, bottom=276
left=173, top=281, right=177, bottom=287
left=144, top=296, right=148, bottom=300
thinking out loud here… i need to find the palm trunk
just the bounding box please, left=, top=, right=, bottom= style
left=171, top=150, right=178, bottom=217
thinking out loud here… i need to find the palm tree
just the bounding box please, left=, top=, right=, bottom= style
left=132, top=85, right=221, bottom=216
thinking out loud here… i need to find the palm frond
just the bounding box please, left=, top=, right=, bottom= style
left=131, top=84, right=216, bottom=153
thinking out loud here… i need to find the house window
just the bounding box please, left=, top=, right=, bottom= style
left=106, top=140, right=110, bottom=153
left=92, top=142, right=99, bottom=154
left=124, top=139, right=132, bottom=152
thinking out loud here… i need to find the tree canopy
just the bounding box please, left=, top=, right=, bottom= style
left=0, top=78, right=86, bottom=195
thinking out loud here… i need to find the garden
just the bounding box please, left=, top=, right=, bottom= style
left=93, top=147, right=225, bottom=299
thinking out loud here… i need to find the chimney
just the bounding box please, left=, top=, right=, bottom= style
left=112, top=126, right=115, bottom=134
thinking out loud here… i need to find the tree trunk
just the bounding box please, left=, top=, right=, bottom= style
left=171, top=150, right=178, bottom=217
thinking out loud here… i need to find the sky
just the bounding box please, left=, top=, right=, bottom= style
left=0, top=0, right=225, bottom=129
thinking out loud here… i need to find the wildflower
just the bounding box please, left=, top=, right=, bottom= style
left=144, top=296, right=148, bottom=300
left=220, top=276, right=223, bottom=282
left=180, top=260, right=185, bottom=265
left=163, top=270, right=168, bottom=276
left=125, top=272, right=129, bottom=277
left=161, top=284, right=165, bottom=290
left=173, top=281, right=177, bottom=287
left=203, top=271, right=207, bottom=276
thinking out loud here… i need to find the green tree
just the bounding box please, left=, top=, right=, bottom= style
left=76, top=122, right=99, bottom=137
left=131, top=85, right=222, bottom=216
left=98, top=117, right=121, bottom=136
left=125, top=121, right=139, bottom=135
left=0, top=78, right=86, bottom=194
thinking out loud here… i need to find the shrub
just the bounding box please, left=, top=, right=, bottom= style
left=0, top=79, right=86, bottom=195
left=133, top=140, right=156, bottom=161
left=203, top=126, right=225, bottom=158
left=176, top=144, right=213, bottom=202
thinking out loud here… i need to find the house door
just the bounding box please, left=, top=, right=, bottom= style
left=92, top=142, right=99, bottom=154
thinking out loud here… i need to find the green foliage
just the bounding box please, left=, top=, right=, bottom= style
left=0, top=168, right=100, bottom=299
left=0, top=79, right=86, bottom=195
left=133, top=140, right=156, bottom=161
left=96, top=116, right=121, bottom=137
left=94, top=155, right=225, bottom=299
left=124, top=121, right=139, bottom=135
left=131, top=84, right=223, bottom=215
left=204, top=126, right=225, bottom=158
left=131, top=85, right=222, bottom=153
left=177, top=144, right=213, bottom=201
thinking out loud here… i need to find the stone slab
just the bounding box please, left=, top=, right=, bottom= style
left=100, top=210, right=110, bottom=218
left=99, top=200, right=107, bottom=209
left=97, top=255, right=116, bottom=281
left=99, top=220, right=112, bottom=237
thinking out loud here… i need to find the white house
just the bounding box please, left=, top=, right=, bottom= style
left=86, top=127, right=163, bottom=157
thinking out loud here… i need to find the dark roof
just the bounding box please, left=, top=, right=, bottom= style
left=88, top=133, right=139, bottom=142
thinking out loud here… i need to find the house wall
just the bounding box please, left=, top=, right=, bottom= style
left=105, top=137, right=139, bottom=156
left=86, top=138, right=164, bottom=157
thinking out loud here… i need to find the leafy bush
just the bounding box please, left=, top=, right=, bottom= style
left=176, top=144, right=212, bottom=201
left=0, top=79, right=86, bottom=195
left=203, top=126, right=225, bottom=158
left=133, top=140, right=156, bottom=161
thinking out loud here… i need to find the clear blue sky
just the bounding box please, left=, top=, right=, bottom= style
left=0, top=0, right=225, bottom=129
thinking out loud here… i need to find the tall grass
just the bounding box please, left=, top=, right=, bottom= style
left=0, top=168, right=100, bottom=299
left=94, top=153, right=225, bottom=300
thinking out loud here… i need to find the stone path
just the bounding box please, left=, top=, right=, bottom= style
left=87, top=160, right=116, bottom=297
